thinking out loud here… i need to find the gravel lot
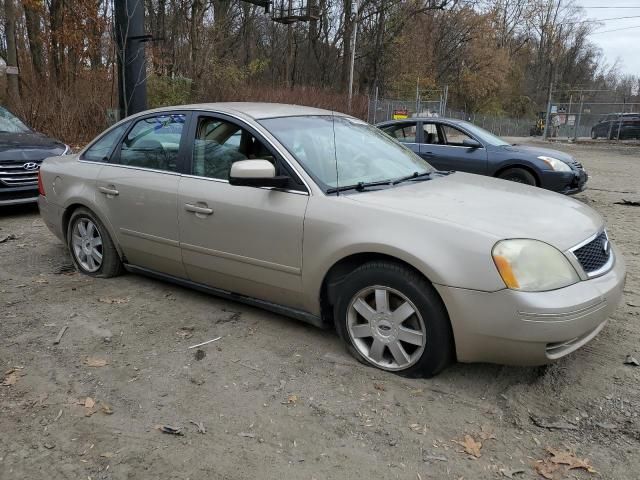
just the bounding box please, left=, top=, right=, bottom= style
left=1, top=140, right=639, bottom=480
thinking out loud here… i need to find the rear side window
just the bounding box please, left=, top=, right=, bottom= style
left=119, top=114, right=185, bottom=172
left=82, top=123, right=129, bottom=162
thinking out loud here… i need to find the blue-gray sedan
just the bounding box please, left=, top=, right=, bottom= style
left=377, top=118, right=588, bottom=194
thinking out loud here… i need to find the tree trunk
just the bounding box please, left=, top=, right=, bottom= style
left=24, top=0, right=45, bottom=78
left=49, top=0, right=64, bottom=85
left=341, top=0, right=353, bottom=92
left=4, top=0, right=20, bottom=108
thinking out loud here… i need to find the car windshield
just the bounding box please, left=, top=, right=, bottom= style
left=0, top=107, right=30, bottom=133
left=260, top=115, right=433, bottom=191
left=455, top=121, right=510, bottom=146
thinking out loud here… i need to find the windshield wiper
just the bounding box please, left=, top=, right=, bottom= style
left=392, top=171, right=432, bottom=185
left=326, top=179, right=393, bottom=194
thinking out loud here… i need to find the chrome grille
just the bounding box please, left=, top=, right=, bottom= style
left=0, top=162, right=40, bottom=187
left=572, top=231, right=611, bottom=275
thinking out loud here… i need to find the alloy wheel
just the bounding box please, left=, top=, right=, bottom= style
left=347, top=285, right=426, bottom=371
left=71, top=218, right=103, bottom=273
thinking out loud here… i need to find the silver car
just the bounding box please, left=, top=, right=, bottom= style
left=38, top=103, right=626, bottom=377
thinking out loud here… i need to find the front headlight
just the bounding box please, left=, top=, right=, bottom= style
left=538, top=156, right=571, bottom=172
left=492, top=239, right=580, bottom=292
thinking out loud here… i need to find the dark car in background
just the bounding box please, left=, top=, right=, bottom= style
left=0, top=107, right=68, bottom=206
left=590, top=113, right=640, bottom=140
left=377, top=118, right=588, bottom=194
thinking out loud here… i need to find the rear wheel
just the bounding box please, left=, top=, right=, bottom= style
left=498, top=167, right=537, bottom=186
left=67, top=208, right=123, bottom=278
left=334, top=261, right=453, bottom=377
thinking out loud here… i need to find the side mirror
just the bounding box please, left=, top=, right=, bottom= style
left=229, top=159, right=289, bottom=188
left=462, top=138, right=482, bottom=149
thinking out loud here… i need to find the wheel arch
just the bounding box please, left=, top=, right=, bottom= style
left=320, top=252, right=449, bottom=321
left=62, top=202, right=125, bottom=260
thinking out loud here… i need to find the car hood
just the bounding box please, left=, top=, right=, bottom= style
left=0, top=132, right=66, bottom=162
left=498, top=144, right=577, bottom=165
left=346, top=172, right=602, bottom=251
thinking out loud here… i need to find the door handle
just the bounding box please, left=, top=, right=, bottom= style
left=98, top=186, right=119, bottom=196
left=185, top=203, right=214, bottom=215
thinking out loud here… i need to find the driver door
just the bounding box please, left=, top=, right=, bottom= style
left=419, top=122, right=488, bottom=174
left=177, top=113, right=309, bottom=308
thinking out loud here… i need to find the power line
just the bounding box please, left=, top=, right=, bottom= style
left=562, top=14, right=640, bottom=24
left=591, top=23, right=640, bottom=34
left=582, top=6, right=640, bottom=9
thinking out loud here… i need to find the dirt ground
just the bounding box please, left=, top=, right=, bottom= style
left=1, top=140, right=639, bottom=480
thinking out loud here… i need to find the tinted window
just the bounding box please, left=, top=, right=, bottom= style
left=192, top=117, right=275, bottom=180
left=382, top=123, right=417, bottom=143
left=82, top=123, right=129, bottom=162
left=423, top=123, right=442, bottom=144
left=441, top=125, right=474, bottom=147
left=120, top=114, right=185, bottom=171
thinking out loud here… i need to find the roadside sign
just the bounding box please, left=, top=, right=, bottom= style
left=392, top=108, right=409, bottom=120
left=5, top=66, right=19, bottom=75
left=567, top=115, right=576, bottom=126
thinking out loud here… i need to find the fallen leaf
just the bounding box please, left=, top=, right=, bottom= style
left=535, top=460, right=560, bottom=479
left=175, top=327, right=194, bottom=339
left=238, top=432, right=256, bottom=438
left=85, top=357, right=108, bottom=367
left=100, top=452, right=115, bottom=458
left=2, top=369, right=18, bottom=386
left=624, top=354, right=639, bottom=366
left=98, top=297, right=130, bottom=304
left=453, top=435, right=482, bottom=458
left=84, top=397, right=95, bottom=408
left=373, top=382, right=386, bottom=391
left=479, top=424, right=497, bottom=440
left=101, top=403, right=114, bottom=415
left=286, top=394, right=298, bottom=404
left=156, top=425, right=183, bottom=435
left=500, top=468, right=525, bottom=478
left=546, top=447, right=597, bottom=473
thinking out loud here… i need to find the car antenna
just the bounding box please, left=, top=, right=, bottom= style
left=331, top=111, right=340, bottom=195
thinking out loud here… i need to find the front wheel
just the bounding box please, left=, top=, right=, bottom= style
left=334, top=261, right=454, bottom=377
left=590, top=130, right=597, bottom=139
left=67, top=207, right=123, bottom=278
left=498, top=167, right=537, bottom=186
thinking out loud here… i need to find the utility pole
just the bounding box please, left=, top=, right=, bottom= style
left=347, top=0, right=358, bottom=112
left=114, top=0, right=149, bottom=118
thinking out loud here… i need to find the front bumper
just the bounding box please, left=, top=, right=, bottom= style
left=435, top=246, right=626, bottom=366
left=0, top=185, right=39, bottom=206
left=541, top=168, right=588, bottom=195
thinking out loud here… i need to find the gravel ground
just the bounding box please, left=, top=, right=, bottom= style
left=1, top=140, right=639, bottom=480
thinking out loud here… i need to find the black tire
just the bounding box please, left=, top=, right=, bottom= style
left=334, top=261, right=454, bottom=378
left=67, top=207, right=123, bottom=278
left=590, top=130, right=597, bottom=139
left=498, top=167, right=537, bottom=186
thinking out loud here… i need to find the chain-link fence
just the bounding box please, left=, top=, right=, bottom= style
left=544, top=90, right=640, bottom=141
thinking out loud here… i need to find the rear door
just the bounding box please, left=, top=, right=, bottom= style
left=94, top=111, right=190, bottom=277
left=177, top=112, right=309, bottom=308
left=419, top=122, right=488, bottom=174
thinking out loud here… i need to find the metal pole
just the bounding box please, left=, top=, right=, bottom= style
left=567, top=93, right=573, bottom=140
left=373, top=85, right=378, bottom=124
left=114, top=0, right=148, bottom=118
left=416, top=78, right=419, bottom=116
left=543, top=80, right=553, bottom=140
left=616, top=96, right=625, bottom=141
left=574, top=94, right=583, bottom=141
left=347, top=0, right=358, bottom=112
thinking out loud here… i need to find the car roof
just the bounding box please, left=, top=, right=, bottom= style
left=129, top=102, right=342, bottom=120
left=376, top=117, right=465, bottom=126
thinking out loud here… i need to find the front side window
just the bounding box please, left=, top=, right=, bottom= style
left=423, top=123, right=442, bottom=144
left=382, top=123, right=417, bottom=143
left=82, top=123, right=129, bottom=162
left=261, top=116, right=433, bottom=190
left=441, top=125, right=475, bottom=147
left=192, top=117, right=275, bottom=180
left=119, top=113, right=185, bottom=171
